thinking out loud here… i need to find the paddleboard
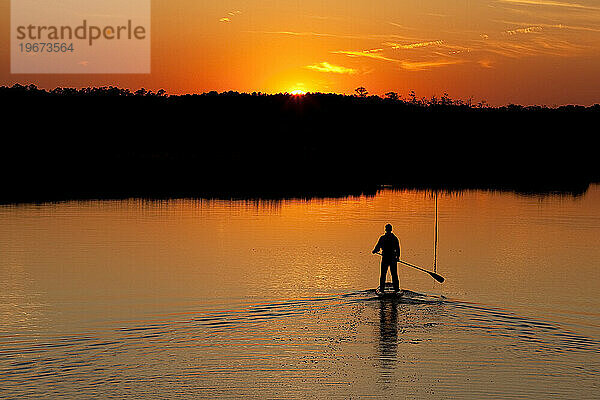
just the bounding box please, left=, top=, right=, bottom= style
left=375, top=283, right=403, bottom=298
left=376, top=291, right=403, bottom=299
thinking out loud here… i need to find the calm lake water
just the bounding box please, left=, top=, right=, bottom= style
left=1, top=186, right=599, bottom=399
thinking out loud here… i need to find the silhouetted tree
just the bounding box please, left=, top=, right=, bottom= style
left=355, top=87, right=368, bottom=98
left=408, top=90, right=417, bottom=104
left=441, top=92, right=451, bottom=106
left=385, top=92, right=399, bottom=101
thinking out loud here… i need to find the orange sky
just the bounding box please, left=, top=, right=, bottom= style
left=2, top=0, right=600, bottom=105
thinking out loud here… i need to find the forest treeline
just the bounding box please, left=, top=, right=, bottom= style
left=3, top=83, right=599, bottom=111
left=1, top=84, right=598, bottom=202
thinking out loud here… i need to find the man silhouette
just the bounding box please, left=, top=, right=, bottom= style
left=372, top=224, right=400, bottom=293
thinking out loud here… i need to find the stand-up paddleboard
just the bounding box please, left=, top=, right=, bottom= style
left=375, top=283, right=403, bottom=298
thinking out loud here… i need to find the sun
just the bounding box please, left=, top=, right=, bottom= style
left=290, top=89, right=306, bottom=96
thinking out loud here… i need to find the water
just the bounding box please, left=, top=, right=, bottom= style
left=1, top=187, right=599, bottom=399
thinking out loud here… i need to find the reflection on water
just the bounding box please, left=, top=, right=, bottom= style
left=0, top=186, right=599, bottom=398
left=0, top=288, right=598, bottom=398
left=377, top=299, right=398, bottom=385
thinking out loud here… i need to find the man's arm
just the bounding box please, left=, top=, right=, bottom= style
left=372, top=237, right=382, bottom=254
left=395, top=237, right=401, bottom=260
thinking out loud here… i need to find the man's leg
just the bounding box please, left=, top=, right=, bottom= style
left=390, top=262, right=400, bottom=292
left=380, top=261, right=389, bottom=291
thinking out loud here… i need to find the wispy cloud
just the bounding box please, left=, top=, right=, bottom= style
left=387, top=22, right=417, bottom=31
left=399, top=59, right=464, bottom=70
left=453, top=19, right=594, bottom=61
left=333, top=49, right=463, bottom=70
left=497, top=20, right=600, bottom=33
left=498, top=0, right=600, bottom=10
left=503, top=26, right=543, bottom=35
left=426, top=13, right=449, bottom=18
left=384, top=40, right=445, bottom=49
left=256, top=31, right=347, bottom=38
left=332, top=50, right=399, bottom=63
left=480, top=36, right=585, bottom=58
left=306, top=15, right=345, bottom=21
left=330, top=38, right=462, bottom=68
left=330, top=23, right=583, bottom=71
left=305, top=62, right=357, bottom=74
left=219, top=10, right=241, bottom=23
left=246, top=30, right=414, bottom=42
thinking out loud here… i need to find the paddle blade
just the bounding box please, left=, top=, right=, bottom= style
left=429, top=272, right=445, bottom=283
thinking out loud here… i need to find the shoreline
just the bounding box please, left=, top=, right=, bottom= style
left=1, top=182, right=593, bottom=205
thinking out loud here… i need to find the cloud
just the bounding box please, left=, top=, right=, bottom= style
left=332, top=40, right=447, bottom=64
left=332, top=50, right=399, bottom=62
left=503, top=26, right=543, bottom=35
left=497, top=21, right=600, bottom=33
left=399, top=59, right=464, bottom=70
left=246, top=30, right=417, bottom=42
left=388, top=22, right=416, bottom=30
left=305, top=62, right=357, bottom=74
left=497, top=0, right=600, bottom=10
left=384, top=40, right=445, bottom=49
left=479, top=36, right=585, bottom=58
left=453, top=20, right=593, bottom=60
left=333, top=48, right=463, bottom=70
left=426, top=13, right=449, bottom=18
left=258, top=31, right=344, bottom=38
left=220, top=10, right=241, bottom=23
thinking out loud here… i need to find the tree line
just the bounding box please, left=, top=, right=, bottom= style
left=2, top=83, right=599, bottom=112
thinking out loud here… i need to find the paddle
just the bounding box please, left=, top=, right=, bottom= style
left=375, top=252, right=445, bottom=283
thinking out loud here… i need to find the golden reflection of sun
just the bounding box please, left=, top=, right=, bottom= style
left=290, top=89, right=306, bottom=95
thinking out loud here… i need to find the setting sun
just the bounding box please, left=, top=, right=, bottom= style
left=290, top=89, right=306, bottom=96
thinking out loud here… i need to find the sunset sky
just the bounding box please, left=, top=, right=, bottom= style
left=2, top=0, right=600, bottom=105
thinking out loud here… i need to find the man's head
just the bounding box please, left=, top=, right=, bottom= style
left=385, top=223, right=392, bottom=233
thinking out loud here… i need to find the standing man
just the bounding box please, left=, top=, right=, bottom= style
left=372, top=224, right=401, bottom=293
